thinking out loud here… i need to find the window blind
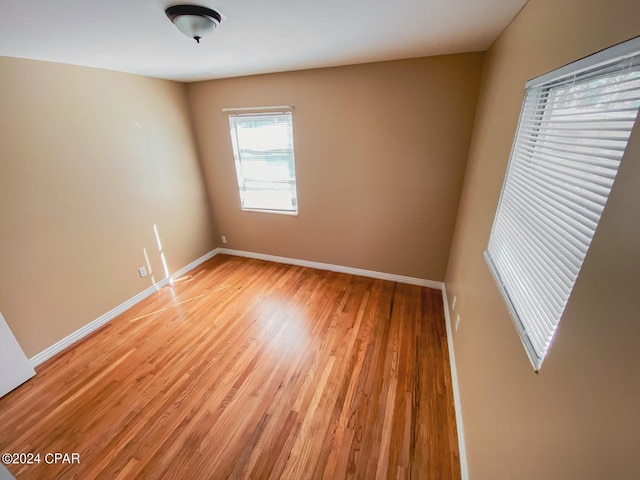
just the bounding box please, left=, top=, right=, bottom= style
left=485, top=38, right=640, bottom=371
left=228, top=111, right=298, bottom=214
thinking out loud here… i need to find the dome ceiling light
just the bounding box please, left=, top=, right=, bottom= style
left=165, top=5, right=223, bottom=44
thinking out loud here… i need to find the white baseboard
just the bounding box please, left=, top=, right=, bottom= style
left=217, top=248, right=443, bottom=289
left=442, top=285, right=468, bottom=480
left=29, top=248, right=220, bottom=368
left=171, top=248, right=219, bottom=279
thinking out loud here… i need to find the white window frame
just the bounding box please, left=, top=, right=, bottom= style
left=228, top=110, right=298, bottom=215
left=485, top=37, right=640, bottom=371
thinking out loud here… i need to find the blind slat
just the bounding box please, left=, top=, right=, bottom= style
left=511, top=156, right=612, bottom=207
left=509, top=168, right=602, bottom=228
left=521, top=124, right=631, bottom=143
left=519, top=136, right=627, bottom=157
left=491, top=218, right=573, bottom=309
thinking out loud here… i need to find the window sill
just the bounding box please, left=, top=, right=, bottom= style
left=241, top=208, right=298, bottom=216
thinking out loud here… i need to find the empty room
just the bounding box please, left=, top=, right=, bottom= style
left=1, top=0, right=639, bottom=479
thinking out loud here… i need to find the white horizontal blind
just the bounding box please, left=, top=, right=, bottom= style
left=485, top=40, right=640, bottom=371
left=229, top=112, right=298, bottom=214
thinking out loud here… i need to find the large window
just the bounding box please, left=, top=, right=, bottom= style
left=228, top=111, right=298, bottom=214
left=485, top=37, right=640, bottom=371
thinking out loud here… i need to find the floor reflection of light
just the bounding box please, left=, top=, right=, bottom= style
left=255, top=299, right=309, bottom=357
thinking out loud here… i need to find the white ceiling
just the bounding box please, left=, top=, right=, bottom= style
left=0, top=0, right=527, bottom=82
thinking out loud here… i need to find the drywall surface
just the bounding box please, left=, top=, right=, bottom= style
left=444, top=0, right=640, bottom=478
left=188, top=54, right=484, bottom=280
left=0, top=56, right=216, bottom=357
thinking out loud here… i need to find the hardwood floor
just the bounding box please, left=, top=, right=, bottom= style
left=0, top=255, right=460, bottom=479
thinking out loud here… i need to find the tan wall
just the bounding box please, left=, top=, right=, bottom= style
left=0, top=57, right=216, bottom=358
left=187, top=54, right=484, bottom=280
left=445, top=0, right=640, bottom=478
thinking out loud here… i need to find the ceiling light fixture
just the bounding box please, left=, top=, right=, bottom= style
left=165, top=4, right=222, bottom=44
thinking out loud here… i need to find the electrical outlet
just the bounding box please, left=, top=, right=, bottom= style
left=138, top=266, right=147, bottom=278
left=455, top=314, right=461, bottom=332
left=452, top=296, right=457, bottom=311
left=221, top=236, right=227, bottom=244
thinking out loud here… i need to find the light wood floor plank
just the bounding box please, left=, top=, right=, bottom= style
left=0, top=255, right=459, bottom=479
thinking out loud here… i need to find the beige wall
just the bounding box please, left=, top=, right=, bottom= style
left=0, top=57, right=216, bottom=358
left=445, top=0, right=640, bottom=478
left=188, top=54, right=484, bottom=280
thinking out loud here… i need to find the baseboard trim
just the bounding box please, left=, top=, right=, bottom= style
left=29, top=248, right=220, bottom=368
left=217, top=248, right=444, bottom=289
left=442, top=285, right=468, bottom=480
left=171, top=248, right=219, bottom=279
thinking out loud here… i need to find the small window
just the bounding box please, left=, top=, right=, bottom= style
left=228, top=111, right=298, bottom=214
left=485, top=37, right=640, bottom=371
